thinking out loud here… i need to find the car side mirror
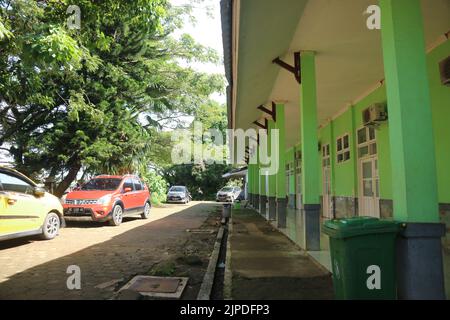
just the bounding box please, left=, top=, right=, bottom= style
left=124, top=187, right=132, bottom=193
left=34, top=186, right=46, bottom=197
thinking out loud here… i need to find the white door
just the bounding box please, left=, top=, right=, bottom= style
left=321, top=144, right=332, bottom=218
left=359, top=157, right=380, bottom=217
left=322, top=166, right=332, bottom=219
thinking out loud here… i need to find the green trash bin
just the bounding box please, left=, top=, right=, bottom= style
left=323, top=216, right=400, bottom=300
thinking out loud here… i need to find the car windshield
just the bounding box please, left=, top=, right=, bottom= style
left=221, top=187, right=234, bottom=192
left=81, top=178, right=122, bottom=191
left=170, top=187, right=185, bottom=192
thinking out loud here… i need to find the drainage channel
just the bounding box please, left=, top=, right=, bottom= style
left=210, top=223, right=229, bottom=300
left=197, top=212, right=230, bottom=300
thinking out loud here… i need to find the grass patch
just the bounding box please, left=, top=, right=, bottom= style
left=148, top=261, right=176, bottom=277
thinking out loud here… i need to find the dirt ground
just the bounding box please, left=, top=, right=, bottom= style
left=118, top=205, right=223, bottom=300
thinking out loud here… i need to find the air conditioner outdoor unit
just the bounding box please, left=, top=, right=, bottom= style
left=362, top=103, right=388, bottom=126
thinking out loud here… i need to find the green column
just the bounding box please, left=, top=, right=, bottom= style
left=254, top=143, right=260, bottom=211
left=379, top=0, right=445, bottom=300
left=275, top=104, right=286, bottom=199
left=380, top=0, right=438, bottom=223
left=275, top=103, right=287, bottom=228
left=267, top=120, right=277, bottom=220
left=248, top=156, right=254, bottom=195
left=300, top=51, right=320, bottom=205
left=267, top=120, right=277, bottom=197
left=260, top=137, right=267, bottom=217
left=300, top=51, right=321, bottom=251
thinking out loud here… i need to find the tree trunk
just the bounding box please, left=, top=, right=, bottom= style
left=54, top=164, right=81, bottom=198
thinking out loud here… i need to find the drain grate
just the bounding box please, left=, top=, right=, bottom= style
left=186, top=229, right=215, bottom=234
left=119, top=276, right=189, bottom=299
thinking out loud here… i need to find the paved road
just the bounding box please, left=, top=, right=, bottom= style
left=0, top=201, right=218, bottom=300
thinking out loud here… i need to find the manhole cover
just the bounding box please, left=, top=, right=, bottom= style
left=119, top=276, right=189, bottom=299
left=128, top=277, right=180, bottom=293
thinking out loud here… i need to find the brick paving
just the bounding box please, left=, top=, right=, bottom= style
left=0, top=201, right=218, bottom=300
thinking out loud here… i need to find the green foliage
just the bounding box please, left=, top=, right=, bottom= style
left=193, top=100, right=228, bottom=133
left=141, top=170, right=168, bottom=205
left=164, top=163, right=231, bottom=200
left=163, top=101, right=231, bottom=200
left=226, top=179, right=243, bottom=188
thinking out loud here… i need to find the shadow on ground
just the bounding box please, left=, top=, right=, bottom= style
left=230, top=208, right=334, bottom=300
left=0, top=202, right=221, bottom=300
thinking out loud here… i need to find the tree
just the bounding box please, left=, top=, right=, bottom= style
left=0, top=0, right=224, bottom=196
left=164, top=163, right=230, bottom=200
left=163, top=101, right=231, bottom=200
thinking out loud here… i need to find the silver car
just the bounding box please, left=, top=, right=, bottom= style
left=216, top=186, right=241, bottom=202
left=167, top=186, right=191, bottom=204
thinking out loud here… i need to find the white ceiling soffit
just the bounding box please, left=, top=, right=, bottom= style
left=269, top=0, right=450, bottom=148
left=234, top=0, right=308, bottom=131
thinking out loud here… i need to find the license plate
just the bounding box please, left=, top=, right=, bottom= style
left=72, top=208, right=84, bottom=214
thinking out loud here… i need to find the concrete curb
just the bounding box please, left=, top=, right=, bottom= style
left=197, top=226, right=225, bottom=300
left=223, top=215, right=233, bottom=300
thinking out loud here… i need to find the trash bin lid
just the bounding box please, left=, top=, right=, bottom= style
left=323, top=216, right=399, bottom=239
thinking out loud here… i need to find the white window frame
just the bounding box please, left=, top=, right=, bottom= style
left=322, top=143, right=331, bottom=167
left=356, top=126, right=377, bottom=159
left=336, top=133, right=351, bottom=164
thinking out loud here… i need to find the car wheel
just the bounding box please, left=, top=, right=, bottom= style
left=41, top=212, right=60, bottom=240
left=109, top=204, right=123, bottom=226
left=141, top=202, right=151, bottom=219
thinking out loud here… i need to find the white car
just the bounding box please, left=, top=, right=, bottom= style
left=216, top=186, right=241, bottom=202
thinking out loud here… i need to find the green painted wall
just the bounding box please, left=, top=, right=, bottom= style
left=332, top=109, right=356, bottom=197
left=315, top=39, right=449, bottom=206
left=428, top=40, right=450, bottom=204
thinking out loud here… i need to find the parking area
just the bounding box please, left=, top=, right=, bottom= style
left=0, top=201, right=221, bottom=300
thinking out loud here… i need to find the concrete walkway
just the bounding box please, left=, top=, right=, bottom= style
left=228, top=208, right=334, bottom=300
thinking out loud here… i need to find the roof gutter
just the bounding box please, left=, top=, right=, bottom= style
left=220, top=0, right=233, bottom=130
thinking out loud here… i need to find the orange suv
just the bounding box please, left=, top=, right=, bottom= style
left=63, top=175, right=151, bottom=226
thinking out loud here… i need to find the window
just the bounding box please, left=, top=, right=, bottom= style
left=336, top=134, right=351, bottom=163
left=322, top=144, right=331, bottom=167
left=357, top=127, right=377, bottom=158
left=133, top=178, right=143, bottom=191
left=81, top=178, right=121, bottom=191
left=123, top=178, right=134, bottom=191
left=0, top=172, right=34, bottom=194
left=170, top=186, right=185, bottom=192
left=295, top=158, right=302, bottom=174
left=286, top=163, right=294, bottom=176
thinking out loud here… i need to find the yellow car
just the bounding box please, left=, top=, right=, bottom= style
left=0, top=166, right=64, bottom=242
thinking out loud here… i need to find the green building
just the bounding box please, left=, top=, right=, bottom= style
left=221, top=0, right=450, bottom=299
